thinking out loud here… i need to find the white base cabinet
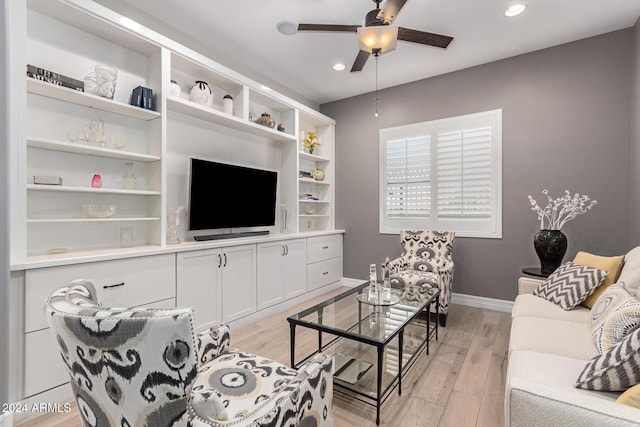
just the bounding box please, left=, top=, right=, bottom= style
left=177, top=249, right=222, bottom=331
left=22, top=254, right=176, bottom=397
left=178, top=244, right=257, bottom=328
left=15, top=232, right=341, bottom=403
left=307, top=234, right=343, bottom=291
left=221, top=244, right=257, bottom=323
left=257, top=238, right=307, bottom=310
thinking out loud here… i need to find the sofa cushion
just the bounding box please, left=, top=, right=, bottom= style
left=506, top=351, right=640, bottom=426
left=512, top=294, right=590, bottom=323
left=619, top=246, right=640, bottom=295
left=533, top=262, right=607, bottom=310
left=590, top=282, right=640, bottom=353
left=576, top=327, right=640, bottom=391
left=510, top=316, right=598, bottom=360
left=574, top=251, right=624, bottom=309
left=508, top=350, right=620, bottom=403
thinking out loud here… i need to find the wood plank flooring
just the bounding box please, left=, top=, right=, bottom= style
left=16, top=286, right=511, bottom=427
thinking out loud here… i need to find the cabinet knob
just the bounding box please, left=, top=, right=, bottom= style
left=103, top=282, right=125, bottom=289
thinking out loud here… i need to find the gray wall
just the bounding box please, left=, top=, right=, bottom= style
left=632, top=18, right=640, bottom=242
left=1, top=0, right=9, bottom=408
left=321, top=29, right=634, bottom=301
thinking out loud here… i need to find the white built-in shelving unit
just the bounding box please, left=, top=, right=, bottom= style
left=10, top=0, right=336, bottom=262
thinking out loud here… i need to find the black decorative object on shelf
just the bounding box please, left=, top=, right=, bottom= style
left=533, top=229, right=567, bottom=275
left=130, top=86, right=153, bottom=110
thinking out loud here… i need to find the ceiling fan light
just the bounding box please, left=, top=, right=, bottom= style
left=276, top=21, right=298, bottom=35
left=357, top=26, right=398, bottom=54
left=505, top=4, right=526, bottom=17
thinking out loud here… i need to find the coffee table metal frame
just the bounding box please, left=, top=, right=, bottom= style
left=287, top=282, right=439, bottom=425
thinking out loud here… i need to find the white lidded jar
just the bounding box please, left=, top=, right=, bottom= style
left=223, top=94, right=234, bottom=115
left=170, top=80, right=181, bottom=97
left=189, top=80, right=213, bottom=107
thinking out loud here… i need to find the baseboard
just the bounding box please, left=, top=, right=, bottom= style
left=343, top=278, right=513, bottom=312
left=451, top=292, right=513, bottom=313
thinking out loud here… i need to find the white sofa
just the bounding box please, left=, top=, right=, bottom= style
left=505, top=247, right=640, bottom=426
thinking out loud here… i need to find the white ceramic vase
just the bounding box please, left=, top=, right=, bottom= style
left=189, top=80, right=213, bottom=107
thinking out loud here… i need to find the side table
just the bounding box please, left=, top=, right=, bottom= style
left=521, top=267, right=550, bottom=278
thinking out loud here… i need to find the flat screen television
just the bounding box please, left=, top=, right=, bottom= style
left=188, top=158, right=278, bottom=232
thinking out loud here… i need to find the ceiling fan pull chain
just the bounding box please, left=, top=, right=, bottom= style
left=374, top=51, right=380, bottom=118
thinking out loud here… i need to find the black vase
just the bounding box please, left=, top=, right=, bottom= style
left=534, top=229, right=568, bottom=274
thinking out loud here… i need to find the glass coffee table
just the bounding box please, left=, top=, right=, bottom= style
left=287, top=281, right=439, bottom=425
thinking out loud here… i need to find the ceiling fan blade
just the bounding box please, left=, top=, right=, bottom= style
left=377, top=0, right=408, bottom=24
left=397, top=27, right=453, bottom=49
left=350, top=50, right=370, bottom=72
left=298, top=24, right=360, bottom=32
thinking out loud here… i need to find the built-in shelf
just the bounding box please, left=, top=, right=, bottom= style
left=299, top=178, right=330, bottom=185
left=27, top=78, right=161, bottom=121
left=167, top=96, right=296, bottom=143
left=27, top=137, right=161, bottom=162
left=27, top=217, right=160, bottom=223
left=299, top=200, right=330, bottom=204
left=299, top=214, right=330, bottom=218
left=26, top=184, right=160, bottom=196
left=299, top=152, right=330, bottom=162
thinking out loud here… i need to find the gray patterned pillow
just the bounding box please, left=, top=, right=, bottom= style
left=590, top=282, right=640, bottom=353
left=576, top=326, right=640, bottom=390
left=533, top=261, right=607, bottom=310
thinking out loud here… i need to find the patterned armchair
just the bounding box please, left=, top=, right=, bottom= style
left=384, top=230, right=455, bottom=326
left=45, top=279, right=333, bottom=427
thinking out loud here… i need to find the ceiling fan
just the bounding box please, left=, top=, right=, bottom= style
left=296, top=0, right=454, bottom=72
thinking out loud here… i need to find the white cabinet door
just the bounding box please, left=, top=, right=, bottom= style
left=221, top=244, right=257, bottom=323
left=177, top=249, right=222, bottom=331
left=284, top=239, right=307, bottom=299
left=257, top=242, right=285, bottom=310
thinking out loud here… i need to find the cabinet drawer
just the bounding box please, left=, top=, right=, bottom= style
left=307, top=257, right=342, bottom=291
left=307, top=234, right=342, bottom=264
left=25, top=254, right=176, bottom=333
left=24, top=297, right=175, bottom=398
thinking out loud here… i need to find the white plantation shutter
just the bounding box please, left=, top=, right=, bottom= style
left=380, top=110, right=502, bottom=238
left=437, top=127, right=492, bottom=218
left=384, top=137, right=430, bottom=218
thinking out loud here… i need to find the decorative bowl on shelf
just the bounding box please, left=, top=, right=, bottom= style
left=82, top=204, right=117, bottom=218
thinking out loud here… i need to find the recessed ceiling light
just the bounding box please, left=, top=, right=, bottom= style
left=505, top=4, right=526, bottom=17
left=260, top=85, right=271, bottom=91
left=276, top=21, right=298, bottom=35
left=332, top=63, right=346, bottom=71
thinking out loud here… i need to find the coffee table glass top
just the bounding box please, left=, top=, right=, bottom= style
left=288, top=282, right=438, bottom=345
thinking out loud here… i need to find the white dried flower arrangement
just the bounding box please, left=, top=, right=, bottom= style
left=528, top=189, right=597, bottom=230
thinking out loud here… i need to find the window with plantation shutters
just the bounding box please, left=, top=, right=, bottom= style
left=380, top=110, right=502, bottom=238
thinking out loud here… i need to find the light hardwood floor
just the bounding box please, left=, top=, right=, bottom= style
left=16, top=286, right=511, bottom=427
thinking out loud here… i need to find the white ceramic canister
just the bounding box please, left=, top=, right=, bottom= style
left=223, top=94, right=233, bottom=115
left=170, top=80, right=181, bottom=97
left=189, top=80, right=213, bottom=107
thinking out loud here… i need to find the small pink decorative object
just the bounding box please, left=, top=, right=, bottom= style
left=91, top=174, right=102, bottom=188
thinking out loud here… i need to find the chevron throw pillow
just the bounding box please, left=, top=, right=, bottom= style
left=576, top=326, right=640, bottom=390
left=534, top=261, right=607, bottom=310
